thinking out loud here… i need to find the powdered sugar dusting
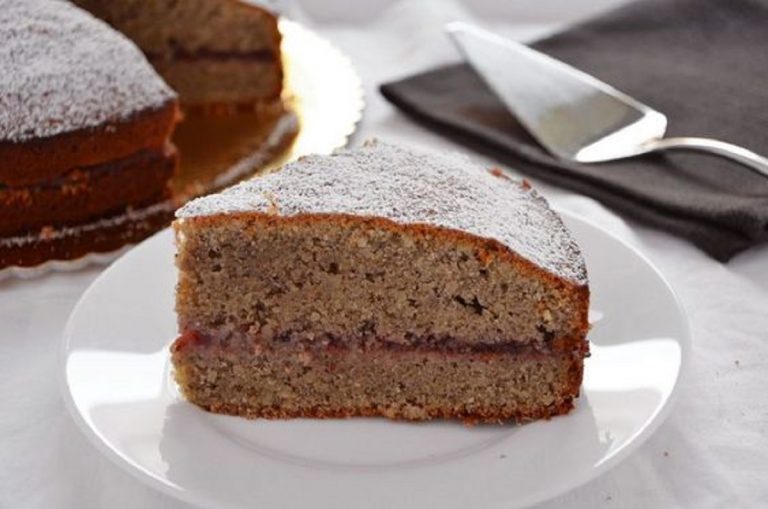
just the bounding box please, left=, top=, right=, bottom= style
left=0, top=0, right=176, bottom=142
left=178, top=141, right=587, bottom=284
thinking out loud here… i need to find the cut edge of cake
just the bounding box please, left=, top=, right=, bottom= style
left=72, top=0, right=285, bottom=115
left=171, top=141, right=590, bottom=424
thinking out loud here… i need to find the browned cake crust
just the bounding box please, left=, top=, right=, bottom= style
left=0, top=146, right=176, bottom=237
left=0, top=201, right=173, bottom=269
left=0, top=103, right=179, bottom=187
left=177, top=213, right=589, bottom=346
left=171, top=142, right=590, bottom=424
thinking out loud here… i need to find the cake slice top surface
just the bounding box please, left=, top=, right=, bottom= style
left=177, top=141, right=587, bottom=285
left=0, top=0, right=176, bottom=143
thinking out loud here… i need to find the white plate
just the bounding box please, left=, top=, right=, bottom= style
left=60, top=211, right=690, bottom=509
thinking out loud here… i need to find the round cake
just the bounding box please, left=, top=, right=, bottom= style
left=0, top=0, right=291, bottom=271
left=0, top=0, right=180, bottom=270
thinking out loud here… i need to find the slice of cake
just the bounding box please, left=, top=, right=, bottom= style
left=0, top=0, right=179, bottom=269
left=74, top=0, right=284, bottom=115
left=171, top=141, right=589, bottom=423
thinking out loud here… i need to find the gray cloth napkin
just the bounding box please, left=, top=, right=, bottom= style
left=380, top=0, right=768, bottom=261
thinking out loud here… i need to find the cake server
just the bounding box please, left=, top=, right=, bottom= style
left=446, top=22, right=768, bottom=179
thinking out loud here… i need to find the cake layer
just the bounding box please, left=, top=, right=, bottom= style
left=173, top=328, right=588, bottom=359
left=73, top=0, right=281, bottom=56
left=149, top=59, right=282, bottom=111
left=149, top=48, right=277, bottom=62
left=175, top=214, right=589, bottom=349
left=0, top=146, right=176, bottom=237
left=171, top=332, right=584, bottom=423
left=0, top=104, right=179, bottom=187
left=177, top=142, right=587, bottom=286
left=74, top=0, right=283, bottom=110
left=0, top=201, right=174, bottom=270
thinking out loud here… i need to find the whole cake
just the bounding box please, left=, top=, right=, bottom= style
left=73, top=0, right=284, bottom=115
left=171, top=141, right=590, bottom=423
left=0, top=0, right=179, bottom=270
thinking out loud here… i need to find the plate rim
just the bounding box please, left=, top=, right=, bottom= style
left=527, top=208, right=693, bottom=506
left=59, top=209, right=692, bottom=509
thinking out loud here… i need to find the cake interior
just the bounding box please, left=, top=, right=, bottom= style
left=74, top=0, right=283, bottom=110
left=172, top=213, right=588, bottom=422
left=172, top=332, right=583, bottom=422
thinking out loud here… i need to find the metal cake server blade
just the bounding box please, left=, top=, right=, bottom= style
left=446, top=22, right=768, bottom=179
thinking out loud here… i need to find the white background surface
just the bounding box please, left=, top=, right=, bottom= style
left=2, top=1, right=767, bottom=507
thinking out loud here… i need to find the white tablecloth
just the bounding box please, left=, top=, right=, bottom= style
left=2, top=1, right=767, bottom=507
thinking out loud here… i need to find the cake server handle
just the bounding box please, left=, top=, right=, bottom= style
left=640, top=137, right=768, bottom=180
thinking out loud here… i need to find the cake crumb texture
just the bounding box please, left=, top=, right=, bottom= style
left=172, top=142, right=589, bottom=423
left=172, top=337, right=584, bottom=424
left=73, top=0, right=283, bottom=111
left=178, top=141, right=586, bottom=284
left=175, top=217, right=588, bottom=348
